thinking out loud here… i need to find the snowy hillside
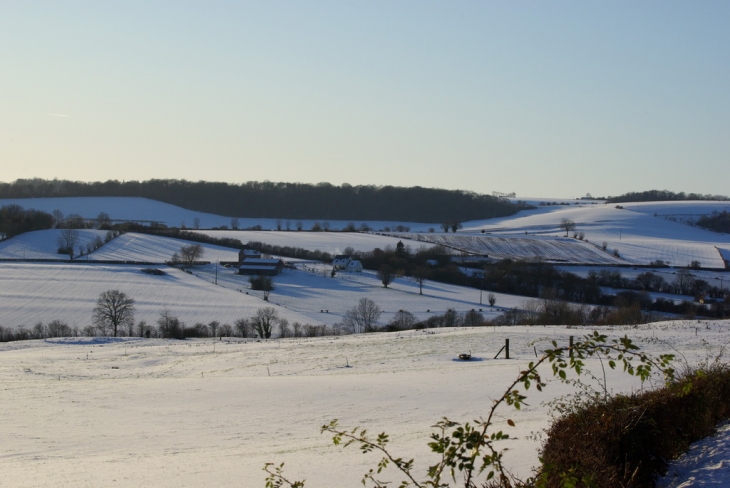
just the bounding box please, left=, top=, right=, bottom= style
left=87, top=232, right=240, bottom=263
left=195, top=229, right=435, bottom=255
left=1, top=321, right=727, bottom=487
left=0, top=229, right=108, bottom=260
left=0, top=262, right=312, bottom=328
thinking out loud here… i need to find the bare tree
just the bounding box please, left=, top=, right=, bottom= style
left=234, top=317, right=252, bottom=338
left=96, top=212, right=111, bottom=228
left=441, top=222, right=450, bottom=233
left=57, top=228, right=79, bottom=256
left=52, top=209, right=64, bottom=228
left=251, top=307, right=279, bottom=339
left=342, top=298, right=382, bottom=334
left=377, top=264, right=395, bottom=288
left=179, top=244, right=204, bottom=266
left=560, top=218, right=576, bottom=237
left=463, top=309, right=484, bottom=327
left=93, top=290, right=135, bottom=337
left=208, top=320, right=220, bottom=337
left=488, top=293, right=496, bottom=306
left=157, top=308, right=182, bottom=338
left=389, top=310, right=417, bottom=331
left=450, top=222, right=463, bottom=233
left=412, top=266, right=431, bottom=295
left=193, top=217, right=201, bottom=229
left=231, top=218, right=240, bottom=230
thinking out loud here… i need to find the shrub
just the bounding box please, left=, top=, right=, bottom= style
left=539, top=364, right=730, bottom=488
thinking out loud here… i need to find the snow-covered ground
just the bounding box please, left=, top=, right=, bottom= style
left=0, top=262, right=312, bottom=329
left=87, top=232, right=241, bottom=263
left=656, top=421, right=730, bottom=487
left=2, top=196, right=729, bottom=268
left=1, top=321, right=728, bottom=487
left=194, top=229, right=436, bottom=256
left=0, top=229, right=109, bottom=260
left=192, top=261, right=520, bottom=326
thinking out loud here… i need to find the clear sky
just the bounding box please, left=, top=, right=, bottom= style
left=2, top=1, right=729, bottom=198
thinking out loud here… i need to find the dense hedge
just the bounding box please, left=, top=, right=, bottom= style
left=539, top=365, right=730, bottom=487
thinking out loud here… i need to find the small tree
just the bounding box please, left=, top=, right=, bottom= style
left=234, top=317, right=252, bottom=338
left=249, top=275, right=274, bottom=300
left=488, top=293, right=496, bottom=306
left=560, top=218, right=576, bottom=237
left=377, top=264, right=395, bottom=288
left=57, top=228, right=79, bottom=256
left=208, top=320, right=220, bottom=337
left=179, top=244, right=204, bottom=266
left=463, top=309, right=484, bottom=327
left=389, top=310, right=417, bottom=331
left=450, top=222, right=463, bottom=233
left=440, top=222, right=450, bottom=233
left=343, top=298, right=382, bottom=333
left=412, top=266, right=431, bottom=295
left=157, top=308, right=183, bottom=339
left=251, top=307, right=278, bottom=339
left=92, top=290, right=135, bottom=337
left=231, top=218, right=240, bottom=230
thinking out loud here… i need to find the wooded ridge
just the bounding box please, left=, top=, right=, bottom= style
left=0, top=179, right=527, bottom=223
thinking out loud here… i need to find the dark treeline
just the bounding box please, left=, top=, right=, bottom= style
left=0, top=178, right=527, bottom=223
left=696, top=211, right=730, bottom=234
left=0, top=204, right=54, bottom=239
left=607, top=189, right=729, bottom=203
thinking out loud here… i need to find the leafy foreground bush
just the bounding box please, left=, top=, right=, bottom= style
left=539, top=363, right=730, bottom=488
left=264, top=333, right=679, bottom=488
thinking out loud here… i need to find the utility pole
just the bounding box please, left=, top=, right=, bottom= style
left=215, top=261, right=218, bottom=285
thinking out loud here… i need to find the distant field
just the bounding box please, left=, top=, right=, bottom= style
left=410, top=234, right=625, bottom=264
left=194, top=230, right=434, bottom=255
left=0, top=262, right=311, bottom=328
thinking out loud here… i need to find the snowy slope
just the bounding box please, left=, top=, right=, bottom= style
left=3, top=196, right=729, bottom=267
left=192, top=262, right=522, bottom=326
left=0, top=262, right=312, bottom=328
left=87, top=232, right=240, bottom=263
left=0, top=229, right=109, bottom=260
left=194, top=229, right=435, bottom=255
left=0, top=321, right=728, bottom=487
left=455, top=204, right=730, bottom=268
left=413, top=234, right=625, bottom=264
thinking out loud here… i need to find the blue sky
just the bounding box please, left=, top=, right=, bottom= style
left=2, top=1, right=729, bottom=198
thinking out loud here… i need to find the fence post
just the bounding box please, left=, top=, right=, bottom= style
left=569, top=336, right=574, bottom=358
left=505, top=339, right=510, bottom=360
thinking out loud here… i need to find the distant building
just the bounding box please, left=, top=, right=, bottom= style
left=238, top=248, right=262, bottom=263
left=238, top=258, right=284, bottom=276
left=332, top=255, right=351, bottom=270
left=332, top=255, right=362, bottom=272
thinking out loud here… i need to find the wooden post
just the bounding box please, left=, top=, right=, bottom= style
left=569, top=336, right=574, bottom=358
left=505, top=339, right=510, bottom=359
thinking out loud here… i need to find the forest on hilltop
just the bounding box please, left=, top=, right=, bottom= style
left=607, top=189, right=728, bottom=203
left=0, top=179, right=527, bottom=223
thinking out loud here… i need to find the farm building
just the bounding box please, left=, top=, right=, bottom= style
left=332, top=255, right=363, bottom=272
left=238, top=258, right=284, bottom=276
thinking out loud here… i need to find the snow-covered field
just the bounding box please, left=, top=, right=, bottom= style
left=2, top=196, right=729, bottom=268
left=0, top=262, right=312, bottom=329
left=87, top=232, right=241, bottom=263
left=413, top=234, right=624, bottom=264
left=1, top=321, right=728, bottom=487
left=0, top=229, right=108, bottom=260
left=194, top=229, right=435, bottom=255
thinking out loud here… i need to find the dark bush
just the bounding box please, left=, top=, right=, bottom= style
left=539, top=365, right=730, bottom=487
